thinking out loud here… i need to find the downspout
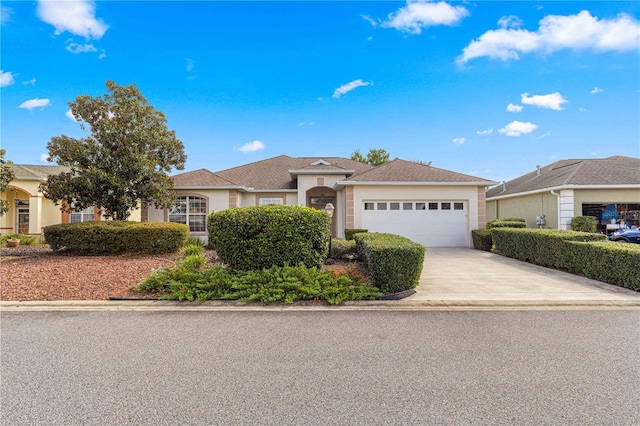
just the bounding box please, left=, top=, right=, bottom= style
left=550, top=190, right=561, bottom=229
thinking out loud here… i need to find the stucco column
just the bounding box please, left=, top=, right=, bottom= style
left=29, top=195, right=42, bottom=235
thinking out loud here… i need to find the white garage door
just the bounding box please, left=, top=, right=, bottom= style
left=361, top=201, right=468, bottom=247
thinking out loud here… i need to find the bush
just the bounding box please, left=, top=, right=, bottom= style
left=487, top=220, right=527, bottom=229
left=501, top=217, right=526, bottom=223
left=183, top=244, right=204, bottom=256
left=345, top=228, right=368, bottom=241
left=472, top=229, right=493, bottom=251
left=208, top=205, right=330, bottom=271
left=43, top=221, right=189, bottom=254
left=491, top=228, right=606, bottom=268
left=565, top=241, right=640, bottom=291
left=354, top=233, right=425, bottom=293
left=570, top=216, right=597, bottom=233
left=0, top=233, right=40, bottom=247
left=330, top=238, right=358, bottom=259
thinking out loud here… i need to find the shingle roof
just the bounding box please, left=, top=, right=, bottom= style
left=215, top=155, right=374, bottom=190
left=172, top=168, right=238, bottom=187
left=11, top=164, right=70, bottom=180
left=346, top=158, right=493, bottom=184
left=486, top=156, right=640, bottom=198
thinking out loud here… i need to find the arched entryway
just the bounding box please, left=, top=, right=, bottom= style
left=306, top=186, right=337, bottom=237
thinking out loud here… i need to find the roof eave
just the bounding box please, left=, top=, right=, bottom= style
left=289, top=169, right=355, bottom=179
left=486, top=184, right=640, bottom=201
left=335, top=180, right=497, bottom=190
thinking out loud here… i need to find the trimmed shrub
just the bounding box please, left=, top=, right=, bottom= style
left=44, top=221, right=189, bottom=254
left=354, top=232, right=425, bottom=293
left=501, top=217, right=526, bottom=223
left=0, top=233, right=40, bottom=247
left=487, top=220, right=527, bottom=229
left=565, top=241, right=640, bottom=291
left=570, top=216, right=597, bottom=233
left=208, top=205, right=330, bottom=271
left=491, top=228, right=606, bottom=269
left=330, top=238, right=358, bottom=259
left=345, top=228, right=368, bottom=241
left=472, top=229, right=493, bottom=251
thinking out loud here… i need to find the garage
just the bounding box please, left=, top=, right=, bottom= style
left=361, top=200, right=469, bottom=247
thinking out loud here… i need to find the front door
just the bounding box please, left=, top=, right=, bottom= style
left=309, top=196, right=336, bottom=236
left=17, top=207, right=29, bottom=234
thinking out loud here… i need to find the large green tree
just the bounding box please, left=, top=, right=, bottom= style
left=40, top=81, right=186, bottom=220
left=350, top=148, right=391, bottom=166
left=0, top=149, right=15, bottom=216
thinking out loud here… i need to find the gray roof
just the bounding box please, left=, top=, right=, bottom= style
left=172, top=168, right=238, bottom=188
left=11, top=164, right=70, bottom=180
left=345, top=158, right=493, bottom=184
left=486, top=156, right=640, bottom=199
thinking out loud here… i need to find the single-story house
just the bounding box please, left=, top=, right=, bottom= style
left=0, top=164, right=140, bottom=236
left=146, top=155, right=496, bottom=247
left=486, top=156, right=640, bottom=232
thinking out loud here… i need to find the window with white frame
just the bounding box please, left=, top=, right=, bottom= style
left=169, top=196, right=207, bottom=232
left=70, top=206, right=95, bottom=223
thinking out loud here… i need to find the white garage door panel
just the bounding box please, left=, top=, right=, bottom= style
left=361, top=202, right=468, bottom=247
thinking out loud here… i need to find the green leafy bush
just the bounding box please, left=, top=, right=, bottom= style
left=570, top=216, right=597, bottom=233
left=345, top=228, right=368, bottom=241
left=501, top=217, right=526, bottom=223
left=472, top=229, right=493, bottom=251
left=354, top=233, right=425, bottom=293
left=330, top=239, right=358, bottom=259
left=0, top=233, right=41, bottom=247
left=44, top=221, right=189, bottom=254
left=183, top=244, right=204, bottom=257
left=564, top=241, right=640, bottom=291
left=208, top=205, right=330, bottom=271
left=487, top=220, right=527, bottom=229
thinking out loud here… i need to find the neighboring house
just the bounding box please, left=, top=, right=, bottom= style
left=486, top=156, right=640, bottom=232
left=146, top=155, right=496, bottom=247
left=0, top=164, right=140, bottom=236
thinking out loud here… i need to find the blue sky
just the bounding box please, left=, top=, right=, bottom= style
left=1, top=1, right=639, bottom=183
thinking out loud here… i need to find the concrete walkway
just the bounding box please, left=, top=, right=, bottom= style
left=409, top=248, right=640, bottom=305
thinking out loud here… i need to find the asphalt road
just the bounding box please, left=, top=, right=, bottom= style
left=2, top=310, right=639, bottom=425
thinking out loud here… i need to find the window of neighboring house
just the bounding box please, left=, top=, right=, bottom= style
left=70, top=206, right=95, bottom=223
left=169, top=196, right=207, bottom=232
left=259, top=197, right=284, bottom=206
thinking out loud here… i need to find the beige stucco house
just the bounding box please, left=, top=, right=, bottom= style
left=1, top=164, right=140, bottom=237
left=486, top=156, right=640, bottom=232
left=147, top=155, right=496, bottom=247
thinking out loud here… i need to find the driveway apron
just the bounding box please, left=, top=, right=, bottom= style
left=410, top=248, right=640, bottom=303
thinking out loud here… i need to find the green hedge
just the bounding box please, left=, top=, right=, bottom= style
left=0, top=233, right=40, bottom=247
left=208, top=205, right=329, bottom=271
left=330, top=238, right=358, bottom=259
left=345, top=228, right=368, bottom=241
left=471, top=229, right=493, bottom=251
left=44, top=221, right=189, bottom=254
left=570, top=216, right=597, bottom=233
left=354, top=232, right=425, bottom=293
left=487, top=220, right=526, bottom=229
left=565, top=241, right=640, bottom=291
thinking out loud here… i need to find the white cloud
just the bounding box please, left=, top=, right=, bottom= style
left=0, top=70, right=15, bottom=87
left=39, top=153, right=50, bottom=163
left=66, top=109, right=79, bottom=122
left=381, top=1, right=469, bottom=34
left=521, top=92, right=567, bottom=110
left=98, top=50, right=106, bottom=60
left=186, top=58, right=195, bottom=72
left=332, top=79, right=372, bottom=99
left=452, top=137, right=465, bottom=145
left=458, top=10, right=640, bottom=64
left=1, top=6, right=13, bottom=24
left=590, top=87, right=603, bottom=94
left=22, top=77, right=37, bottom=86
left=19, top=98, right=51, bottom=110
left=506, top=103, right=523, bottom=112
left=65, top=40, right=97, bottom=54
left=36, top=0, right=108, bottom=39
left=498, top=15, right=523, bottom=29
left=361, top=14, right=378, bottom=28
left=235, top=140, right=265, bottom=153
left=476, top=128, right=494, bottom=135
left=579, top=107, right=588, bottom=112
left=499, top=121, right=538, bottom=137
left=298, top=122, right=315, bottom=126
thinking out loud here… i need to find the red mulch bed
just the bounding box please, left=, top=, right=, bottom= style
left=0, top=246, right=368, bottom=301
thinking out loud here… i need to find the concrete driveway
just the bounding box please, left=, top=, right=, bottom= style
left=409, top=248, right=640, bottom=305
